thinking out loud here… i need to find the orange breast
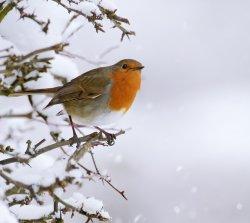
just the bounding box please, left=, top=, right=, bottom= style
left=108, top=70, right=141, bottom=112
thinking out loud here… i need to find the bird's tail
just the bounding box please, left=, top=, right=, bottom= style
left=9, top=87, right=61, bottom=97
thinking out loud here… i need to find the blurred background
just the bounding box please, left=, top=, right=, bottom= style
left=1, top=0, right=250, bottom=222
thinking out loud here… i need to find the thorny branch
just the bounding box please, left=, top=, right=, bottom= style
left=77, top=161, right=128, bottom=200
left=20, top=43, right=69, bottom=62
left=0, top=127, right=125, bottom=221
left=0, top=89, right=126, bottom=220
left=52, top=193, right=109, bottom=222
left=0, top=0, right=49, bottom=32
left=0, top=0, right=135, bottom=40
left=0, top=42, right=68, bottom=96
left=0, top=0, right=134, bottom=220
left=15, top=5, right=50, bottom=33
left=51, top=0, right=135, bottom=39
left=0, top=41, right=126, bottom=221
left=0, top=131, right=124, bottom=165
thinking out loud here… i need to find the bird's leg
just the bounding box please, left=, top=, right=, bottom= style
left=95, top=126, right=116, bottom=146
left=68, top=115, right=81, bottom=148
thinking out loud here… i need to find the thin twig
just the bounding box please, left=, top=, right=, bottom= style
left=89, top=150, right=100, bottom=174
left=0, top=130, right=125, bottom=166
left=19, top=43, right=69, bottom=62
left=0, top=112, right=33, bottom=119
left=52, top=192, right=109, bottom=222
left=0, top=133, right=98, bottom=165
left=77, top=162, right=127, bottom=200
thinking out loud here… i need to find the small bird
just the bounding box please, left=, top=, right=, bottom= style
left=12, top=59, right=144, bottom=131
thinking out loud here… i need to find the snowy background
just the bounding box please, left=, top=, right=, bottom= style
left=1, top=0, right=250, bottom=222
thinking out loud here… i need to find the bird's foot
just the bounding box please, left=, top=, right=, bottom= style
left=70, top=133, right=81, bottom=148
left=95, top=126, right=116, bottom=146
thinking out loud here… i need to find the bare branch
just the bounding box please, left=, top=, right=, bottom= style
left=20, top=42, right=69, bottom=62
left=77, top=162, right=128, bottom=200
left=52, top=192, right=109, bottom=222
left=0, top=130, right=125, bottom=166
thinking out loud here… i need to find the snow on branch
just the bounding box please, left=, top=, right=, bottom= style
left=0, top=0, right=133, bottom=220
left=0, top=42, right=127, bottom=222
left=0, top=116, right=126, bottom=221
left=0, top=0, right=135, bottom=40
left=0, top=42, right=69, bottom=96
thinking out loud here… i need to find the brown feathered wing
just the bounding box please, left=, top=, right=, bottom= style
left=46, top=69, right=111, bottom=107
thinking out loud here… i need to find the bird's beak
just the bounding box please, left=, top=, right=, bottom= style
left=134, top=66, right=145, bottom=71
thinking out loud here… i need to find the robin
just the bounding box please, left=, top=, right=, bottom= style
left=11, top=59, right=144, bottom=145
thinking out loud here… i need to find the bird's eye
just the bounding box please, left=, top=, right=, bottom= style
left=122, top=64, right=128, bottom=69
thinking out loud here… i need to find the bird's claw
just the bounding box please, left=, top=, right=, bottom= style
left=95, top=127, right=116, bottom=146
left=105, top=132, right=116, bottom=146
left=70, top=134, right=81, bottom=148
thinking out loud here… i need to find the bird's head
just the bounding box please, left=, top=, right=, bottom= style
left=112, top=59, right=144, bottom=73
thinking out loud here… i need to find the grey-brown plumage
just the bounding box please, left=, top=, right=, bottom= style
left=9, top=59, right=144, bottom=125
left=45, top=67, right=112, bottom=108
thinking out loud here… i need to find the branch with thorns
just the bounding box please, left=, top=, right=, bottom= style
left=0, top=42, right=68, bottom=96
left=0, top=0, right=135, bottom=40
left=0, top=41, right=128, bottom=222
left=0, top=128, right=125, bottom=221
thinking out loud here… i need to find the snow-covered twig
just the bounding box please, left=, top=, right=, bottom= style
left=0, top=129, right=124, bottom=221
left=52, top=192, right=110, bottom=222
left=51, top=0, right=135, bottom=40
left=0, top=1, right=133, bottom=219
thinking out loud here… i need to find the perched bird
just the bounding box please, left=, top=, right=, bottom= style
left=12, top=59, right=144, bottom=127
